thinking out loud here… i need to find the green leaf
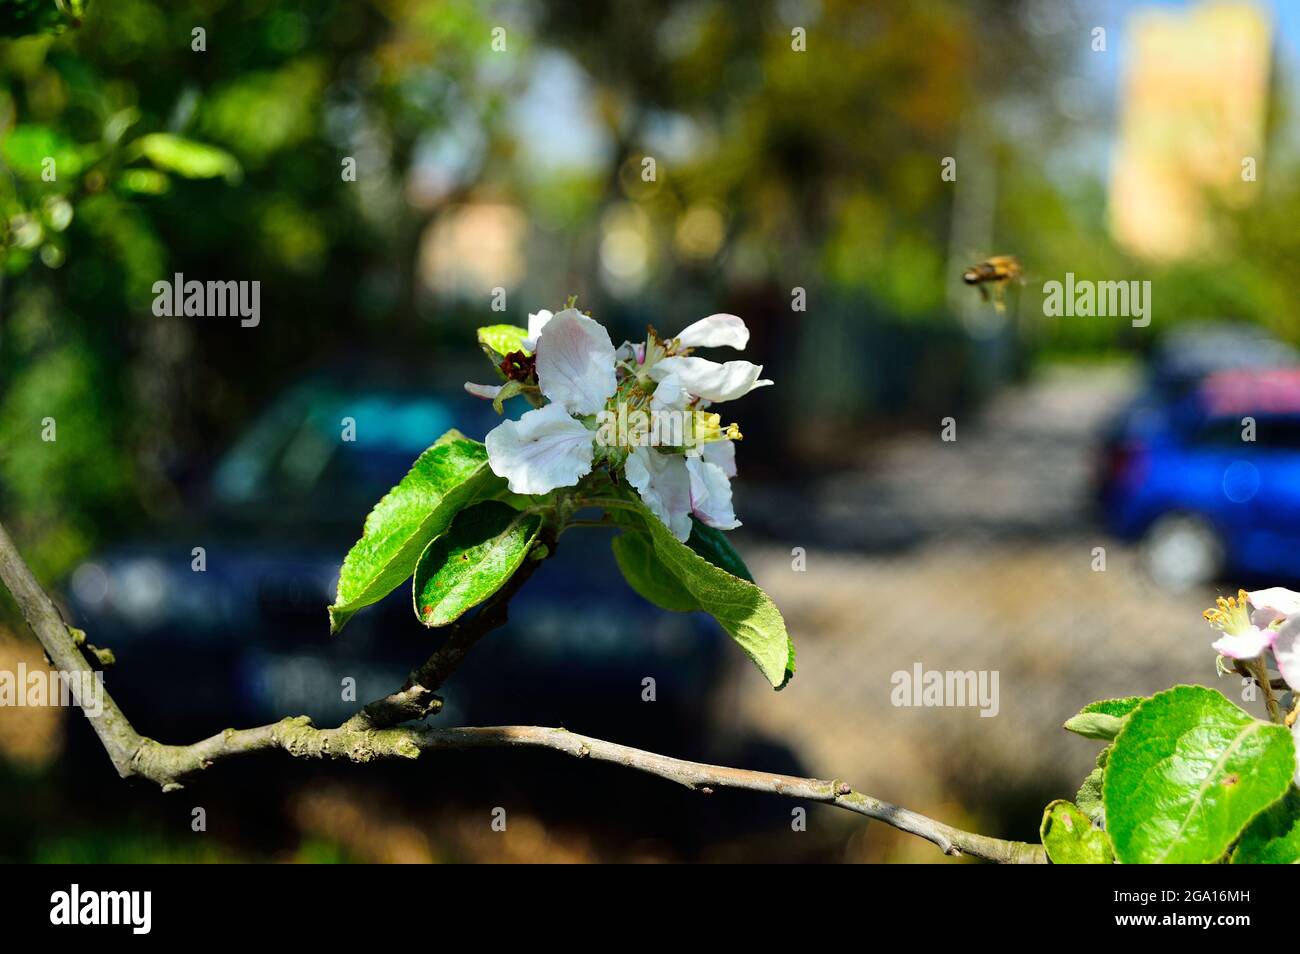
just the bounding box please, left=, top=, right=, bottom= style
left=1104, top=685, right=1296, bottom=864
left=412, top=500, right=542, bottom=627
left=328, top=431, right=500, bottom=633
left=687, top=519, right=754, bottom=582
left=1075, top=747, right=1110, bottom=826
left=1064, top=712, right=1125, bottom=741
left=1040, top=800, right=1114, bottom=864
left=133, top=133, right=241, bottom=182
left=613, top=499, right=794, bottom=688
left=477, top=324, right=530, bottom=357
left=1065, top=697, right=1146, bottom=740
left=1231, top=787, right=1300, bottom=864
left=117, top=169, right=171, bottom=195
left=1078, top=697, right=1145, bottom=718
left=612, top=530, right=702, bottom=613
left=1, top=125, right=83, bottom=180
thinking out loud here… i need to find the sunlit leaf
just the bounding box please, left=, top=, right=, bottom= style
left=133, top=133, right=241, bottom=183
left=1104, top=686, right=1295, bottom=864
left=412, top=500, right=542, bottom=627
left=1, top=125, right=82, bottom=180
left=1230, top=787, right=1300, bottom=864
left=611, top=497, right=793, bottom=688
left=328, top=431, right=502, bottom=633
left=1040, top=800, right=1113, bottom=864
left=477, top=324, right=530, bottom=358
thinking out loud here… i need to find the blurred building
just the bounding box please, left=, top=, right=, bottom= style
left=1109, top=1, right=1271, bottom=259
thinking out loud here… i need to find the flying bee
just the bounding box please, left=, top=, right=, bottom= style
left=962, top=254, right=1022, bottom=312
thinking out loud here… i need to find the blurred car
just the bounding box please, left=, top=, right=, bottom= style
left=1100, top=368, right=1300, bottom=589
left=62, top=361, right=729, bottom=745
left=1100, top=322, right=1298, bottom=451
left=1145, top=323, right=1298, bottom=403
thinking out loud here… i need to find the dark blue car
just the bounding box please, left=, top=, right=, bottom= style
left=1100, top=368, right=1300, bottom=589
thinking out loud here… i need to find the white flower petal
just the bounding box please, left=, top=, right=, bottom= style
left=650, top=373, right=689, bottom=412
left=649, top=355, right=772, bottom=403
left=1212, top=625, right=1276, bottom=661
left=1273, top=615, right=1300, bottom=692
left=522, top=309, right=554, bottom=351
left=674, top=313, right=749, bottom=350
left=625, top=446, right=693, bottom=542
left=484, top=403, right=594, bottom=495
left=701, top=438, right=736, bottom=478
left=535, top=308, right=617, bottom=415
left=1249, top=587, right=1300, bottom=625
left=686, top=456, right=740, bottom=530
left=464, top=382, right=504, bottom=400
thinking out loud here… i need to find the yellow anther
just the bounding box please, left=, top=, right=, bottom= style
left=689, top=410, right=743, bottom=445
left=1203, top=590, right=1250, bottom=633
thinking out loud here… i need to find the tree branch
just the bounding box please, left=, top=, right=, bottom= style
left=130, top=720, right=1045, bottom=862
left=0, top=517, right=1046, bottom=863
left=0, top=521, right=145, bottom=778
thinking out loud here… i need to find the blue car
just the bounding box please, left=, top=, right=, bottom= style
left=1100, top=368, right=1300, bottom=589
left=63, top=365, right=729, bottom=744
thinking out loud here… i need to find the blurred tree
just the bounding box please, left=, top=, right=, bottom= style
left=0, top=0, right=510, bottom=577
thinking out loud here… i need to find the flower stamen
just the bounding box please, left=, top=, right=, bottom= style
left=692, top=410, right=742, bottom=444
left=1203, top=589, right=1251, bottom=635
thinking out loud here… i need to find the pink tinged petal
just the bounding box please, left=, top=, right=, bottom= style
left=674, top=313, right=749, bottom=350
left=701, top=438, right=736, bottom=478
left=1248, top=587, right=1300, bottom=626
left=649, top=356, right=772, bottom=403
left=686, top=456, right=740, bottom=530
left=484, top=403, right=594, bottom=495
left=625, top=446, right=693, bottom=542
left=1272, top=616, right=1300, bottom=692
left=1211, top=625, right=1277, bottom=661
left=464, top=382, right=504, bottom=400
left=534, top=309, right=618, bottom=415
left=522, top=309, right=554, bottom=351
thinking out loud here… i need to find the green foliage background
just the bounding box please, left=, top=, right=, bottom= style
left=3, top=0, right=1300, bottom=582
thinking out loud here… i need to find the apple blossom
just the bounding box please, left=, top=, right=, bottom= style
left=1231, top=586, right=1300, bottom=693
left=468, top=306, right=770, bottom=540
left=1202, top=589, right=1281, bottom=660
